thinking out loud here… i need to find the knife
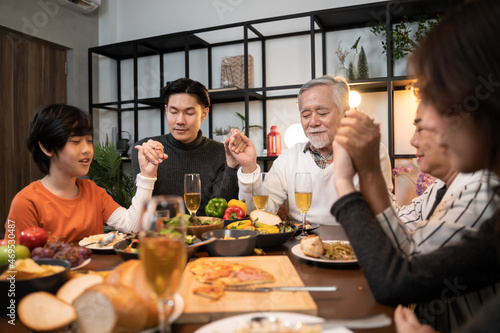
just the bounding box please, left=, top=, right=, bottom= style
left=224, top=286, right=337, bottom=292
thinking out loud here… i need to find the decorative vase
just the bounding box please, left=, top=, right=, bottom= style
left=335, top=66, right=348, bottom=78
left=352, top=53, right=360, bottom=77
left=218, top=134, right=228, bottom=143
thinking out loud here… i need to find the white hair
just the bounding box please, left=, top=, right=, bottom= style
left=297, top=75, right=350, bottom=114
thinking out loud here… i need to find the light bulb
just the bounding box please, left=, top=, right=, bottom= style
left=349, top=91, right=361, bottom=109
left=284, top=123, right=308, bottom=148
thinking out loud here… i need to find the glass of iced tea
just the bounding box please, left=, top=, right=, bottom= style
left=139, top=195, right=186, bottom=333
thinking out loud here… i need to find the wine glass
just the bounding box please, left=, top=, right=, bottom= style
left=184, top=173, right=201, bottom=218
left=139, top=196, right=187, bottom=333
left=294, top=173, right=312, bottom=239
left=252, top=172, right=268, bottom=210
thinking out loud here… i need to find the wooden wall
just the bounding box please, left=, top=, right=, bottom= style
left=0, top=27, right=67, bottom=236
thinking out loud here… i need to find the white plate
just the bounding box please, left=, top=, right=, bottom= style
left=193, top=312, right=353, bottom=333
left=293, top=222, right=320, bottom=233
left=291, top=241, right=358, bottom=265
left=70, top=258, right=91, bottom=270
left=140, top=293, right=184, bottom=332
left=78, top=233, right=126, bottom=250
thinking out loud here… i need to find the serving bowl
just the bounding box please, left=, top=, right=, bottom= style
left=113, top=237, right=215, bottom=261
left=256, top=225, right=297, bottom=248
left=184, top=216, right=224, bottom=239
left=202, top=229, right=258, bottom=257
left=0, top=259, right=70, bottom=313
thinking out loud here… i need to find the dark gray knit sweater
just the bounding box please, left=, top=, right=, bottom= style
left=131, top=131, right=239, bottom=214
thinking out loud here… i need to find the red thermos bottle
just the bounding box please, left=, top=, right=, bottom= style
left=267, top=125, right=282, bottom=156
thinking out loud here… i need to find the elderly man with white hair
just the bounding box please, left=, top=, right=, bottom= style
left=226, top=75, right=393, bottom=225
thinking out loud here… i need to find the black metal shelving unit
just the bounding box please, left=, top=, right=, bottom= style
left=88, top=0, right=460, bottom=168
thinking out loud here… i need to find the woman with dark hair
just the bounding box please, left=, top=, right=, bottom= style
left=330, top=0, right=500, bottom=332
left=5, top=104, right=165, bottom=243
left=131, top=77, right=241, bottom=214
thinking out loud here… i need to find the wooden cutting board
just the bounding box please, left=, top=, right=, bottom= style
left=177, top=256, right=317, bottom=324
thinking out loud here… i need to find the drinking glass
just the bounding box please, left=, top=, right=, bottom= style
left=184, top=173, right=201, bottom=218
left=252, top=172, right=268, bottom=210
left=294, top=173, right=312, bottom=239
left=139, top=196, right=187, bottom=333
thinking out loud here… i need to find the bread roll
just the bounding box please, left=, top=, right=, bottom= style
left=300, top=235, right=324, bottom=258
left=73, top=283, right=148, bottom=333
left=107, top=260, right=158, bottom=328
left=57, top=274, right=104, bottom=304
left=18, top=291, right=76, bottom=332
left=250, top=210, right=282, bottom=225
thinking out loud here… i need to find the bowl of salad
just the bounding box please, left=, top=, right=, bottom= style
left=165, top=214, right=224, bottom=240
left=113, top=233, right=200, bottom=261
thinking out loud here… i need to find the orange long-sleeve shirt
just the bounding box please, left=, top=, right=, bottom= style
left=5, top=178, right=120, bottom=243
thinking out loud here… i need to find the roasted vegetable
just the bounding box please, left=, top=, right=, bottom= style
left=125, top=239, right=140, bottom=253
left=226, top=220, right=253, bottom=230
left=204, top=198, right=228, bottom=218
left=227, top=199, right=248, bottom=216
left=223, top=206, right=245, bottom=220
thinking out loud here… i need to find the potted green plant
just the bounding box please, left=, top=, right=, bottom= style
left=213, top=126, right=232, bottom=142
left=235, top=112, right=262, bottom=133
left=371, top=15, right=439, bottom=60
left=87, top=140, right=135, bottom=208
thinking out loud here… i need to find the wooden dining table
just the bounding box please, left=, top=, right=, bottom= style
left=1, top=225, right=396, bottom=333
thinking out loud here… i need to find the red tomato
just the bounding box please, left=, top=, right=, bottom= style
left=0, top=239, right=7, bottom=246
left=20, top=227, right=49, bottom=251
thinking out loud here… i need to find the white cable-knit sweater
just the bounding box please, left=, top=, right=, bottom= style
left=238, top=142, right=393, bottom=225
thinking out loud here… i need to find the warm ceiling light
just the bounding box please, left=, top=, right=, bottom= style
left=284, top=123, right=308, bottom=148
left=349, top=91, right=361, bottom=109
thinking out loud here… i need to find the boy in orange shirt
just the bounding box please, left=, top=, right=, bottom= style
left=5, top=104, right=166, bottom=243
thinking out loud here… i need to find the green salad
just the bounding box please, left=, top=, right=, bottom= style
left=156, top=227, right=197, bottom=244
left=164, top=214, right=222, bottom=227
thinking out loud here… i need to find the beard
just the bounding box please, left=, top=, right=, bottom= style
left=306, top=130, right=331, bottom=149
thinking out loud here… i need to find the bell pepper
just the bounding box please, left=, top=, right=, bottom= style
left=223, top=206, right=245, bottom=220
left=204, top=198, right=228, bottom=218
left=227, top=199, right=248, bottom=216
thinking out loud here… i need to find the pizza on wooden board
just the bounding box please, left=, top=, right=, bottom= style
left=188, top=260, right=275, bottom=300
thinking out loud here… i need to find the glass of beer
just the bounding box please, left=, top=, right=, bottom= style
left=294, top=173, right=312, bottom=239
left=139, top=196, right=187, bottom=333
left=252, top=172, right=268, bottom=210
left=184, top=173, right=201, bottom=218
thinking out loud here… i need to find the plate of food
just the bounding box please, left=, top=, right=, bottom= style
left=292, top=236, right=357, bottom=265
left=193, top=311, right=331, bottom=333
left=79, top=232, right=128, bottom=251
left=70, top=258, right=91, bottom=271
left=293, top=222, right=320, bottom=234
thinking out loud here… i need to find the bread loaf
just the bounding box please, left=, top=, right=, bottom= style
left=250, top=210, right=282, bottom=225
left=73, top=283, right=148, bottom=333
left=107, top=259, right=158, bottom=328
left=18, top=291, right=77, bottom=332
left=300, top=235, right=324, bottom=258
left=57, top=274, right=104, bottom=304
